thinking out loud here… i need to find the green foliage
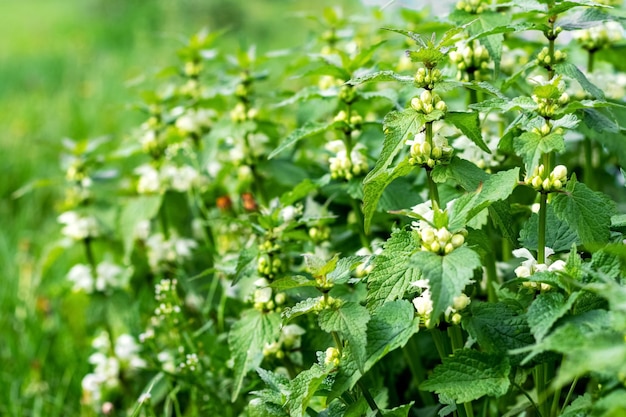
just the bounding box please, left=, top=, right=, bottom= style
left=9, top=0, right=626, bottom=416
left=420, top=349, right=511, bottom=403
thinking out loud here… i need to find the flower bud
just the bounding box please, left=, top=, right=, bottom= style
left=421, top=228, right=436, bottom=244
left=552, top=165, right=567, bottom=180
left=453, top=293, right=471, bottom=311
left=541, top=123, right=551, bottom=136
left=552, top=179, right=562, bottom=190
left=436, top=228, right=452, bottom=243
left=430, top=241, right=441, bottom=253
left=421, top=141, right=432, bottom=157
left=420, top=90, right=432, bottom=104
left=431, top=146, right=442, bottom=159
left=410, top=97, right=422, bottom=112
left=532, top=176, right=543, bottom=189
left=451, top=233, right=465, bottom=248
left=444, top=243, right=455, bottom=254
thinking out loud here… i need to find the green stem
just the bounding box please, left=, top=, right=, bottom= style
left=402, top=337, right=435, bottom=405
left=424, top=121, right=440, bottom=206
left=332, top=331, right=382, bottom=416
left=83, top=237, right=97, bottom=276
left=485, top=253, right=498, bottom=302
left=448, top=326, right=474, bottom=417
left=534, top=363, right=550, bottom=417
left=560, top=377, right=579, bottom=414
left=537, top=192, right=548, bottom=264
left=351, top=199, right=371, bottom=250
left=512, top=381, right=541, bottom=416
left=431, top=328, right=450, bottom=359
left=467, top=71, right=478, bottom=106
left=583, top=51, right=596, bottom=189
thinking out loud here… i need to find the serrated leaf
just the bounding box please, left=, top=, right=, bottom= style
left=448, top=168, right=520, bottom=231
left=463, top=301, right=534, bottom=360
left=446, top=111, right=491, bottom=153
left=256, top=367, right=290, bottom=394
left=359, top=89, right=400, bottom=105
left=421, top=349, right=511, bottom=403
left=229, top=309, right=281, bottom=401
left=363, top=109, right=425, bottom=230
left=319, top=302, right=370, bottom=370
left=282, top=297, right=323, bottom=321
left=269, top=121, right=335, bottom=159
left=274, top=86, right=336, bottom=107
left=330, top=300, right=420, bottom=399
left=559, top=7, right=614, bottom=30
left=560, top=393, right=592, bottom=417
left=119, top=195, right=163, bottom=262
left=363, top=160, right=413, bottom=232
left=554, top=62, right=604, bottom=100
left=411, top=247, right=481, bottom=323
left=432, top=157, right=488, bottom=190
left=552, top=175, right=615, bottom=246
left=519, top=204, right=579, bottom=252
left=514, top=309, right=610, bottom=364
left=286, top=363, right=333, bottom=417
left=527, top=291, right=580, bottom=342
left=346, top=70, right=414, bottom=86
left=367, top=230, right=420, bottom=310
left=270, top=275, right=318, bottom=291
left=513, top=131, right=565, bottom=174
left=382, top=402, right=415, bottom=417
left=233, top=247, right=257, bottom=285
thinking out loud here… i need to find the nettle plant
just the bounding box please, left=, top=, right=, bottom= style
left=45, top=1, right=626, bottom=416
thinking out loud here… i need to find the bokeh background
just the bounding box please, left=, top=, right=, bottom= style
left=0, top=0, right=381, bottom=414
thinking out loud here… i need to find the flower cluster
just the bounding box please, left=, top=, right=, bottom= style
left=513, top=247, right=566, bottom=290
left=412, top=279, right=471, bottom=326
left=406, top=131, right=453, bottom=167
left=67, top=261, right=126, bottom=293
left=81, top=332, right=145, bottom=410
left=532, top=90, right=569, bottom=118
left=574, top=21, right=623, bottom=52
left=455, top=0, right=489, bottom=14
left=525, top=164, right=567, bottom=192
left=323, top=347, right=341, bottom=368
left=58, top=211, right=100, bottom=241
left=414, top=67, right=442, bottom=90
left=145, top=233, right=197, bottom=272
left=419, top=223, right=466, bottom=255
left=325, top=140, right=369, bottom=180
left=252, top=278, right=287, bottom=312
left=449, top=40, right=491, bottom=81
left=410, top=90, right=447, bottom=117
left=536, top=46, right=567, bottom=70
left=135, top=163, right=202, bottom=194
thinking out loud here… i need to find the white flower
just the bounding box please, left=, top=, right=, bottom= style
left=95, top=261, right=123, bottom=292
left=58, top=211, right=99, bottom=240
left=135, top=164, right=161, bottom=194
left=67, top=264, right=94, bottom=293
left=412, top=289, right=433, bottom=318
left=114, top=334, right=140, bottom=361
left=512, top=247, right=566, bottom=279
left=92, top=331, right=111, bottom=351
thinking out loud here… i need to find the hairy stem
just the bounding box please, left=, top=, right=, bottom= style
left=424, top=122, right=440, bottom=207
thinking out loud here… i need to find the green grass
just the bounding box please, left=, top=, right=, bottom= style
left=0, top=0, right=359, bottom=414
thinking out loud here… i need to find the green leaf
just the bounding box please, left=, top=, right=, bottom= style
left=560, top=394, right=592, bottom=417
left=518, top=204, right=579, bottom=252
left=552, top=175, right=615, bottom=247
left=513, top=131, right=565, bottom=175
left=363, top=160, right=413, bottom=232
left=119, top=195, right=163, bottom=262
left=514, top=309, right=610, bottom=365
left=463, top=301, right=534, bottom=361
left=559, top=7, right=614, bottom=30
left=282, top=297, right=323, bottom=321
left=233, top=247, right=257, bottom=285
left=286, top=363, right=333, bottom=417
left=527, top=292, right=580, bottom=342
left=228, top=309, right=281, bottom=401
left=367, top=230, right=420, bottom=310
left=268, top=121, right=335, bottom=159
left=346, top=70, right=414, bottom=86
left=411, top=247, right=481, bottom=323
left=448, top=168, right=520, bottom=231
left=363, top=108, right=425, bottom=228
left=318, top=302, right=370, bottom=370
left=420, top=349, right=511, bottom=403
left=554, top=62, right=605, bottom=100
left=270, top=275, right=318, bottom=291
left=382, top=403, right=415, bottom=417
left=279, top=179, right=317, bottom=206
left=330, top=300, right=420, bottom=398
left=446, top=111, right=491, bottom=153
left=432, top=157, right=488, bottom=190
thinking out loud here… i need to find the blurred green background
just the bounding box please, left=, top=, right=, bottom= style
left=0, top=0, right=359, bottom=415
